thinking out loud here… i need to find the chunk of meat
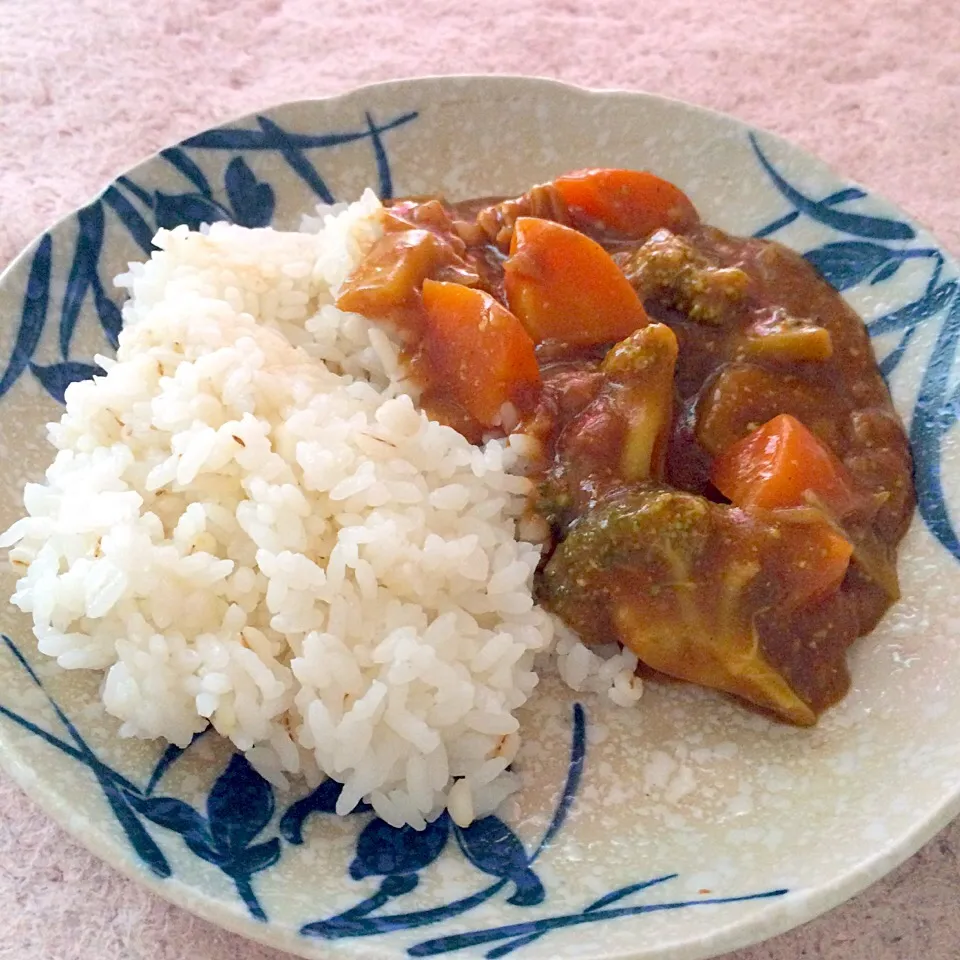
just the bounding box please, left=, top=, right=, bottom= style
left=336, top=229, right=478, bottom=338
left=695, top=362, right=845, bottom=456
left=460, top=183, right=572, bottom=253
left=539, top=364, right=606, bottom=420
left=533, top=326, right=677, bottom=530
left=537, top=395, right=628, bottom=527
left=383, top=198, right=466, bottom=239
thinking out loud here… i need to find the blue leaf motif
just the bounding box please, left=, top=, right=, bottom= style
left=93, top=281, right=123, bottom=350
left=234, top=875, right=270, bottom=922
left=60, top=202, right=105, bottom=360
left=879, top=326, right=917, bottom=378
left=101, top=186, right=155, bottom=254
left=0, top=701, right=98, bottom=768
left=180, top=110, right=419, bottom=151
left=256, top=115, right=335, bottom=204
left=128, top=794, right=211, bottom=847
left=407, top=887, right=789, bottom=958
left=530, top=701, right=586, bottom=860
left=870, top=258, right=903, bottom=285
left=365, top=111, right=394, bottom=199
left=160, top=147, right=213, bottom=196
left=455, top=816, right=544, bottom=907
left=145, top=729, right=208, bottom=795
left=380, top=874, right=420, bottom=896
left=30, top=362, right=101, bottom=404
left=750, top=134, right=914, bottom=241
left=804, top=242, right=896, bottom=291
left=101, top=782, right=171, bottom=879
left=183, top=834, right=223, bottom=865
left=350, top=816, right=449, bottom=880
left=0, top=638, right=139, bottom=798
left=207, top=753, right=275, bottom=854
left=753, top=186, right=867, bottom=238
left=0, top=637, right=171, bottom=877
left=279, top=778, right=344, bottom=844
left=506, top=872, right=545, bottom=908
left=869, top=279, right=957, bottom=337
left=909, top=288, right=960, bottom=561
left=0, top=233, right=52, bottom=400
left=125, top=789, right=222, bottom=867
left=227, top=837, right=281, bottom=877
left=301, top=878, right=512, bottom=940
left=115, top=176, right=154, bottom=208
left=224, top=157, right=275, bottom=227
left=181, top=128, right=276, bottom=150
left=154, top=192, right=225, bottom=231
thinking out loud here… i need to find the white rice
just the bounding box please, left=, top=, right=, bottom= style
left=1, top=191, right=641, bottom=828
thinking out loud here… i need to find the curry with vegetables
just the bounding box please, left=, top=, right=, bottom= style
left=337, top=168, right=915, bottom=726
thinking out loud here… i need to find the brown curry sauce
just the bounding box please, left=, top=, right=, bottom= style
left=336, top=174, right=915, bottom=726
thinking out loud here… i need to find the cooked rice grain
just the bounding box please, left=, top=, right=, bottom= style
left=2, top=191, right=639, bottom=828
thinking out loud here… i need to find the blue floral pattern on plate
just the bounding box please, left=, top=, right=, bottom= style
left=1, top=96, right=958, bottom=958
left=0, top=632, right=787, bottom=957
left=748, top=133, right=960, bottom=564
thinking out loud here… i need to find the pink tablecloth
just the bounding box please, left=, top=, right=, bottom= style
left=1, top=2, right=959, bottom=958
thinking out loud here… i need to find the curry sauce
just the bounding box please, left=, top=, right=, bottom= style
left=336, top=169, right=915, bottom=725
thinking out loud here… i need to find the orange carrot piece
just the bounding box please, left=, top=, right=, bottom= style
left=711, top=413, right=860, bottom=517
left=504, top=217, right=649, bottom=346
left=421, top=279, right=541, bottom=427
left=553, top=168, right=699, bottom=238
left=780, top=519, right=854, bottom=607
left=778, top=517, right=855, bottom=608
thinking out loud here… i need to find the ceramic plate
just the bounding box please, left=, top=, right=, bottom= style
left=1, top=76, right=958, bottom=960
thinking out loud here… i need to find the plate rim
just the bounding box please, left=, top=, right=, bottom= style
left=0, top=73, right=956, bottom=960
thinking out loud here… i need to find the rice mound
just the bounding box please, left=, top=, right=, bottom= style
left=2, top=192, right=641, bottom=828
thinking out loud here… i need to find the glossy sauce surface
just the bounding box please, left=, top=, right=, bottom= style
left=337, top=176, right=915, bottom=724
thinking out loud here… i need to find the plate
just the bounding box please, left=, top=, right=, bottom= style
left=1, top=76, right=959, bottom=960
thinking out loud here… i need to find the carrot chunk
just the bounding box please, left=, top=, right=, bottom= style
left=504, top=217, right=649, bottom=346
left=553, top=168, right=699, bottom=238
left=711, top=413, right=860, bottom=517
left=421, top=279, right=540, bottom=427
left=777, top=516, right=855, bottom=607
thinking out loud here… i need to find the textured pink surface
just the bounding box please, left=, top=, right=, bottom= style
left=1, top=2, right=959, bottom=958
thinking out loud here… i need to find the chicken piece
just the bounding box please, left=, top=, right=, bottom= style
left=336, top=229, right=479, bottom=339
left=459, top=184, right=572, bottom=253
